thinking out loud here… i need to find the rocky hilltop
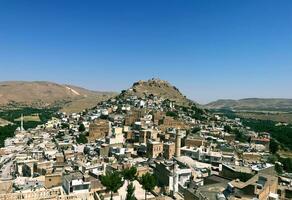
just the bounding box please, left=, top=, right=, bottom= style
left=119, top=78, right=193, bottom=106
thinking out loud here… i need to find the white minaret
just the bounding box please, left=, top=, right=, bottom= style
left=172, top=160, right=179, bottom=196
left=20, top=114, right=24, bottom=132
left=175, top=129, right=182, bottom=157
left=108, top=121, right=112, bottom=137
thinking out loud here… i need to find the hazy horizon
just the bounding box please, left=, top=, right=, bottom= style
left=1, top=1, right=292, bottom=103
left=1, top=78, right=292, bottom=105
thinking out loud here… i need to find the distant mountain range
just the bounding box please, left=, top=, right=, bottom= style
left=2, top=80, right=291, bottom=113
left=205, top=98, right=292, bottom=111
left=0, top=79, right=194, bottom=113
left=0, top=81, right=116, bottom=113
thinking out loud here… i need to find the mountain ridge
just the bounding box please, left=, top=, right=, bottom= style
left=0, top=79, right=197, bottom=113
left=0, top=81, right=117, bottom=113
left=206, top=98, right=292, bottom=111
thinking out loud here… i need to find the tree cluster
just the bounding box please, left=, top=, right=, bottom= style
left=100, top=167, right=157, bottom=200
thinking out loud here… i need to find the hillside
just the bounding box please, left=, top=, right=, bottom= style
left=119, top=78, right=193, bottom=106
left=206, top=98, right=292, bottom=111
left=0, top=81, right=116, bottom=113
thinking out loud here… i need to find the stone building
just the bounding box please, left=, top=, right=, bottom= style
left=89, top=119, right=110, bottom=142
left=152, top=111, right=165, bottom=125
left=185, top=136, right=204, bottom=148
left=163, top=142, right=175, bottom=160
left=139, top=129, right=158, bottom=144
left=159, top=116, right=190, bottom=132
left=228, top=174, right=278, bottom=200
left=62, top=172, right=90, bottom=195
left=124, top=109, right=146, bottom=126
left=45, top=173, right=62, bottom=189
left=147, top=140, right=163, bottom=158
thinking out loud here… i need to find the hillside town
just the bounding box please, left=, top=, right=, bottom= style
left=0, top=80, right=291, bottom=200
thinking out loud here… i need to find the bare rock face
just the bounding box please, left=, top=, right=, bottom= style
left=119, top=78, right=193, bottom=106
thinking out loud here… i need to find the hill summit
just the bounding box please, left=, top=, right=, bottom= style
left=119, top=78, right=192, bottom=106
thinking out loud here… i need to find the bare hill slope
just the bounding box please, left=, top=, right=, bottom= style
left=0, top=81, right=116, bottom=112
left=206, top=98, right=292, bottom=111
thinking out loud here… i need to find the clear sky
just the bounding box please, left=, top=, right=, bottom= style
left=0, top=0, right=292, bottom=103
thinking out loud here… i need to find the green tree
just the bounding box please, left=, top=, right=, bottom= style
left=280, top=157, right=292, bottom=173
left=76, top=133, right=88, bottom=144
left=100, top=171, right=124, bottom=200
left=122, top=167, right=137, bottom=200
left=78, top=123, right=86, bottom=132
left=126, top=182, right=137, bottom=200
left=267, top=154, right=277, bottom=164
left=140, top=173, right=157, bottom=200
left=233, top=129, right=248, bottom=143
left=224, top=125, right=232, bottom=133
left=275, top=163, right=283, bottom=174
left=122, top=166, right=137, bottom=183
left=191, top=127, right=201, bottom=134
left=270, top=139, right=279, bottom=154
left=61, top=123, right=69, bottom=129
left=241, top=119, right=292, bottom=151
left=0, top=125, right=18, bottom=147
left=166, top=111, right=178, bottom=118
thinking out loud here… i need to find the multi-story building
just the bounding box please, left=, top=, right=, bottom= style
left=163, top=142, right=175, bottom=160
left=154, top=160, right=192, bottom=194
left=147, top=140, right=163, bottom=158
left=89, top=119, right=110, bottom=142
left=45, top=173, right=62, bottom=189
left=227, top=174, right=278, bottom=200
left=62, top=172, right=90, bottom=194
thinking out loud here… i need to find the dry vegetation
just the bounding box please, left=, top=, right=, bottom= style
left=0, top=81, right=116, bottom=113
left=0, top=118, right=13, bottom=127
left=61, top=94, right=115, bottom=113
left=236, top=112, right=292, bottom=123
left=14, top=114, right=41, bottom=122
left=206, top=98, right=292, bottom=111
left=279, top=151, right=292, bottom=158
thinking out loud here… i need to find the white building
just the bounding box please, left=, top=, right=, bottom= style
left=62, top=172, right=90, bottom=194
left=154, top=160, right=192, bottom=194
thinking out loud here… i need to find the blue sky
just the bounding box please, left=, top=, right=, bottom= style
left=0, top=0, right=292, bottom=103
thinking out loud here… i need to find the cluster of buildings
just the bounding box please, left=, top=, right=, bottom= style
left=0, top=93, right=291, bottom=200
